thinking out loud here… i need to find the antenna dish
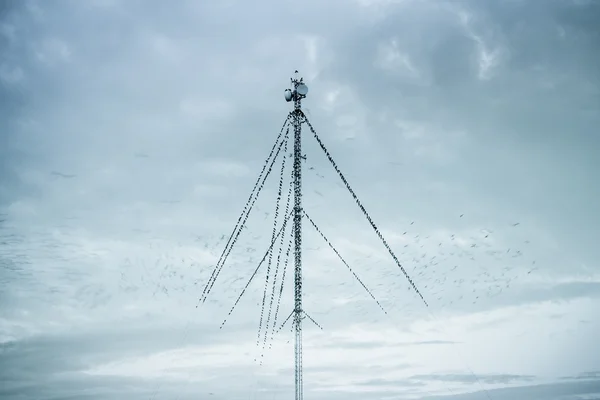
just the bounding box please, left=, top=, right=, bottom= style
left=284, top=89, right=293, bottom=102
left=297, top=83, right=308, bottom=96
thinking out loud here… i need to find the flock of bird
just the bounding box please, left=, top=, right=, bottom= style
left=0, top=166, right=539, bottom=335
left=105, top=144, right=540, bottom=337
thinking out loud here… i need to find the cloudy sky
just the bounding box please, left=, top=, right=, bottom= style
left=1, top=0, right=599, bottom=399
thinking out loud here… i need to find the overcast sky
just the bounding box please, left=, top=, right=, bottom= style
left=1, top=0, right=599, bottom=399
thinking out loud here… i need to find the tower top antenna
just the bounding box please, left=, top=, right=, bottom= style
left=284, top=70, right=308, bottom=108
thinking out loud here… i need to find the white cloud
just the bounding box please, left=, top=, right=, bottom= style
left=375, top=39, right=422, bottom=82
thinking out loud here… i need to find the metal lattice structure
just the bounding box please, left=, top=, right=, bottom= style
left=291, top=71, right=306, bottom=400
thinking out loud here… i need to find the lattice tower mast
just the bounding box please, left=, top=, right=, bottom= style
left=285, top=70, right=307, bottom=400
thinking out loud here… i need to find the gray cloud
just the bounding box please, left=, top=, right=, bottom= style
left=409, top=373, right=535, bottom=385
left=561, top=370, right=600, bottom=381
left=320, top=339, right=459, bottom=350
left=419, top=379, right=600, bottom=400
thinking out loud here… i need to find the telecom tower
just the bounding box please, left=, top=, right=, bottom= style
left=198, top=71, right=428, bottom=400
left=285, top=70, right=307, bottom=400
